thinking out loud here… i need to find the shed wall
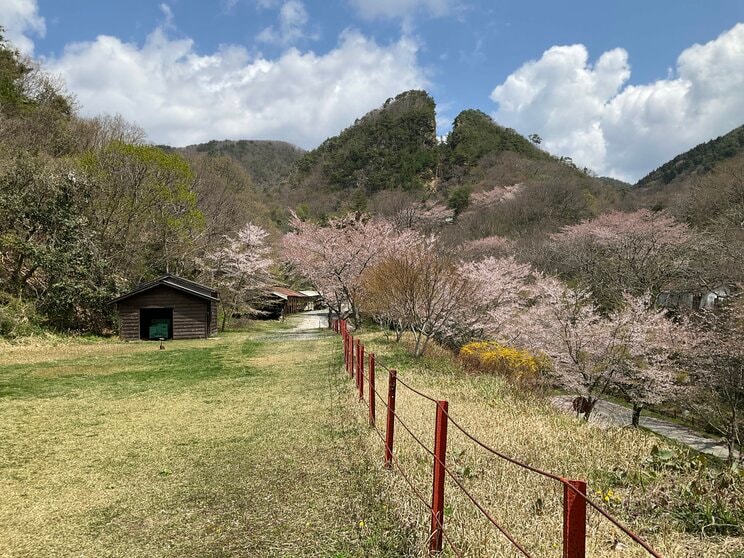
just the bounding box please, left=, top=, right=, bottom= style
left=118, top=285, right=215, bottom=340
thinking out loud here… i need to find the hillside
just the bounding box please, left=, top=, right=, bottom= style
left=179, top=139, right=305, bottom=190
left=292, top=90, right=438, bottom=193
left=440, top=109, right=550, bottom=176
left=636, top=123, right=744, bottom=187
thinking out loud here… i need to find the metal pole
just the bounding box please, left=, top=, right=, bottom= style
left=368, top=353, right=375, bottom=426
left=349, top=335, right=354, bottom=378
left=384, top=369, right=397, bottom=468
left=430, top=400, right=449, bottom=554
left=358, top=342, right=364, bottom=401
left=563, top=480, right=587, bottom=558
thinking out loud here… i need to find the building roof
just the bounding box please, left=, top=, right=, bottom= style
left=299, top=290, right=320, bottom=297
left=111, top=274, right=220, bottom=304
left=271, top=286, right=307, bottom=300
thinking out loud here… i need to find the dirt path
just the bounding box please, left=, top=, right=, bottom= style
left=552, top=396, right=741, bottom=463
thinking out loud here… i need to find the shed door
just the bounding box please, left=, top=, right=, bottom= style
left=139, top=308, right=173, bottom=340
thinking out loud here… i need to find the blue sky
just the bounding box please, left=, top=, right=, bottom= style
left=3, top=0, right=744, bottom=181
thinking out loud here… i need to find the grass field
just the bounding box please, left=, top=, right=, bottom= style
left=2, top=319, right=742, bottom=558
left=0, top=320, right=412, bottom=557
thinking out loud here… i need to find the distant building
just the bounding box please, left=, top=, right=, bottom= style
left=658, top=285, right=732, bottom=310
left=299, top=290, right=321, bottom=310
left=111, top=275, right=219, bottom=340
left=271, top=287, right=308, bottom=314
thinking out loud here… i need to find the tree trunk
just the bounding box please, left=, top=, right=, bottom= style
left=582, top=397, right=597, bottom=421
left=631, top=404, right=643, bottom=428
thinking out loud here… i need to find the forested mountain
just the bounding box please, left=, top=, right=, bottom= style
left=637, top=124, right=744, bottom=187
left=293, top=90, right=438, bottom=192
left=178, top=139, right=304, bottom=190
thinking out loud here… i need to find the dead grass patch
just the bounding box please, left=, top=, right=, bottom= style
left=352, top=329, right=744, bottom=558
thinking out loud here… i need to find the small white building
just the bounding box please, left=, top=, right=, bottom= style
left=299, top=290, right=321, bottom=310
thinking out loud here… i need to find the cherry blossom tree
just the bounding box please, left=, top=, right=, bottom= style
left=524, top=279, right=616, bottom=419
left=282, top=212, right=413, bottom=327
left=548, top=210, right=699, bottom=311
left=609, top=294, right=681, bottom=427
left=683, top=298, right=744, bottom=465
left=460, top=235, right=514, bottom=260
left=454, top=256, right=541, bottom=346
left=199, top=222, right=273, bottom=331
left=390, top=202, right=454, bottom=232
left=468, top=183, right=523, bottom=208
left=523, top=283, right=682, bottom=422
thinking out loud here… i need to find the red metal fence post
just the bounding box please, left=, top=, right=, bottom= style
left=368, top=353, right=375, bottom=426
left=384, top=369, right=397, bottom=468
left=430, top=400, right=449, bottom=554
left=342, top=329, right=346, bottom=368
left=358, top=342, right=365, bottom=401
left=563, top=480, right=587, bottom=558
left=349, top=335, right=355, bottom=378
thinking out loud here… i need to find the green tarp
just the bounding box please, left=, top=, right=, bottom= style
left=149, top=319, right=170, bottom=339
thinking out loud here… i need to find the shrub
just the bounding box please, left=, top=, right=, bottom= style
left=459, top=341, right=542, bottom=384
left=0, top=295, right=41, bottom=338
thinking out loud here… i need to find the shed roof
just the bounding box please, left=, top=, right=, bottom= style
left=271, top=286, right=307, bottom=299
left=299, top=290, right=320, bottom=297
left=111, top=274, right=220, bottom=304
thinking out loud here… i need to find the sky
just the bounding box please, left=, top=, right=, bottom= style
left=2, top=0, right=743, bottom=182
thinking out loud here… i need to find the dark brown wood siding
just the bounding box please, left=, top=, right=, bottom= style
left=210, top=300, right=218, bottom=335
left=117, top=285, right=216, bottom=340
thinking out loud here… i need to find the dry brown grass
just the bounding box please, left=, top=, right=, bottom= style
left=0, top=323, right=412, bottom=557
left=350, top=330, right=744, bottom=558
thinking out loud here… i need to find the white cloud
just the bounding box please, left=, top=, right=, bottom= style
left=349, top=0, right=455, bottom=20
left=490, top=23, right=744, bottom=182
left=257, top=0, right=313, bottom=46
left=159, top=3, right=175, bottom=29
left=45, top=27, right=428, bottom=149
left=0, top=0, right=45, bottom=55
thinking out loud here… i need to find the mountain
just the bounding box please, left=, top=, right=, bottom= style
left=292, top=90, right=438, bottom=193
left=170, top=90, right=630, bottom=236
left=441, top=109, right=550, bottom=173
left=179, top=139, right=305, bottom=190
left=636, top=124, right=744, bottom=187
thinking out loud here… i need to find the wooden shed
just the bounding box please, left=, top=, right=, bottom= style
left=271, top=287, right=308, bottom=315
left=112, top=275, right=219, bottom=341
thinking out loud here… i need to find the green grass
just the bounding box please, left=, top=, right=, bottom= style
left=0, top=320, right=414, bottom=557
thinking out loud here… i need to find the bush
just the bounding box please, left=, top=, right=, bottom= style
left=0, top=295, right=41, bottom=338
left=459, top=341, right=542, bottom=384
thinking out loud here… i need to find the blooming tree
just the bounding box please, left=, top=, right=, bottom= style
left=282, top=212, right=413, bottom=327
left=548, top=209, right=698, bottom=311
left=683, top=298, right=744, bottom=465
left=608, top=294, right=681, bottom=426
left=469, top=183, right=523, bottom=208
left=524, top=279, right=617, bottom=419
left=522, top=282, right=682, bottom=422
left=390, top=202, right=454, bottom=232
left=200, top=222, right=273, bottom=330
left=460, top=235, right=514, bottom=260
left=455, top=256, right=540, bottom=346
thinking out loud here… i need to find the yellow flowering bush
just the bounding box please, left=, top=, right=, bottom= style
left=459, top=341, right=542, bottom=384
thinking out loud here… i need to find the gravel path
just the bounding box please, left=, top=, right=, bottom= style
left=552, top=396, right=741, bottom=464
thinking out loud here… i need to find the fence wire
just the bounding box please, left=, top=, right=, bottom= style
left=334, top=320, right=663, bottom=558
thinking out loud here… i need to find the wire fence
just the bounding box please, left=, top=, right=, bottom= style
left=330, top=318, right=664, bottom=558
